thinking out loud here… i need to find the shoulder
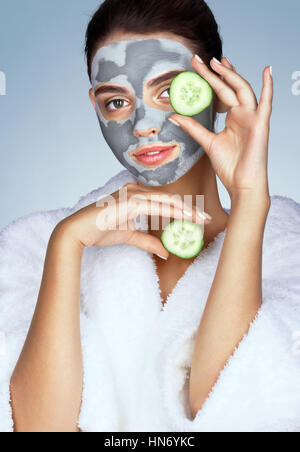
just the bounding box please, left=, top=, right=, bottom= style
left=262, top=195, right=300, bottom=320
left=267, top=195, right=300, bottom=233
left=0, top=206, right=69, bottom=240
left=263, top=195, right=300, bottom=261
left=0, top=208, right=71, bottom=265
left=0, top=170, right=136, bottom=259
left=0, top=208, right=71, bottom=333
left=0, top=208, right=71, bottom=318
left=0, top=171, right=134, bottom=325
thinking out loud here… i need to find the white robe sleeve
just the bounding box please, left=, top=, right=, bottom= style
left=162, top=196, right=300, bottom=432
left=0, top=170, right=135, bottom=432
left=0, top=209, right=70, bottom=432
left=77, top=246, right=122, bottom=432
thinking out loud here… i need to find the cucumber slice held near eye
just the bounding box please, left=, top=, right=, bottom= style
left=169, top=71, right=213, bottom=117
left=161, top=220, right=204, bottom=260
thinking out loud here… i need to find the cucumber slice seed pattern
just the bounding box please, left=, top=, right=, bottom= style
left=161, top=220, right=204, bottom=259
left=169, top=71, right=213, bottom=117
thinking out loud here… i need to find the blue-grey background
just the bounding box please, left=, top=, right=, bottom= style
left=0, top=0, right=299, bottom=230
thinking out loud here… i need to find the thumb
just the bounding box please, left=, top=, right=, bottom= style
left=126, top=230, right=169, bottom=260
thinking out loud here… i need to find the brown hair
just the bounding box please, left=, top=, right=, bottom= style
left=85, top=0, right=223, bottom=81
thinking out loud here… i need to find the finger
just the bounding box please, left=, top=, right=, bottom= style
left=128, top=218, right=136, bottom=232
left=128, top=200, right=210, bottom=226
left=209, top=57, right=258, bottom=109
left=220, top=58, right=238, bottom=90
left=215, top=58, right=237, bottom=113
left=131, top=192, right=212, bottom=221
left=221, top=57, right=232, bottom=70
left=192, top=55, right=239, bottom=108
left=121, top=185, right=212, bottom=220
left=222, top=57, right=237, bottom=73
left=126, top=230, right=169, bottom=260
left=168, top=114, right=215, bottom=158
left=257, top=66, right=273, bottom=120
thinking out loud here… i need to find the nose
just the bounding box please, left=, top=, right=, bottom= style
left=133, top=127, right=159, bottom=138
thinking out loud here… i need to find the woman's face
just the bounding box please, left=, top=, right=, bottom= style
left=89, top=31, right=213, bottom=186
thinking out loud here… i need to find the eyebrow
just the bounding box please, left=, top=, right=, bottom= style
left=94, top=70, right=184, bottom=97
left=94, top=85, right=130, bottom=97
left=146, top=70, right=184, bottom=88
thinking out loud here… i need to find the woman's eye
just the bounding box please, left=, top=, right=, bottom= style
left=106, top=99, right=129, bottom=111
left=159, top=88, right=170, bottom=99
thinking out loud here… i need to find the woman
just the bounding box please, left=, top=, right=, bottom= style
left=0, top=0, right=299, bottom=433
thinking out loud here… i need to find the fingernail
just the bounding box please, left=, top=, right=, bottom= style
left=196, top=209, right=208, bottom=220
left=168, top=117, right=180, bottom=127
left=183, top=210, right=193, bottom=217
left=213, top=57, right=222, bottom=65
left=157, top=254, right=168, bottom=260
left=184, top=210, right=193, bottom=217
left=225, top=56, right=232, bottom=65
left=269, top=66, right=273, bottom=77
left=196, top=209, right=212, bottom=221
left=194, top=54, right=204, bottom=64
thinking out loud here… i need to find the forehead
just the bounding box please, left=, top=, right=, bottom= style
left=91, top=38, right=194, bottom=97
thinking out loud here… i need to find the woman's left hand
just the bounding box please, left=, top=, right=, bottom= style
left=169, top=56, right=273, bottom=205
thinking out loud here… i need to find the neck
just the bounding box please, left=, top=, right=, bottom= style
left=139, top=155, right=229, bottom=243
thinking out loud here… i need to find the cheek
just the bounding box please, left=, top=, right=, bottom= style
left=161, top=120, right=200, bottom=153
left=100, top=119, right=138, bottom=157
left=194, top=106, right=213, bottom=131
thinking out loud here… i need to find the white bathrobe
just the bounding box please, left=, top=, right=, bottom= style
left=0, top=169, right=300, bottom=433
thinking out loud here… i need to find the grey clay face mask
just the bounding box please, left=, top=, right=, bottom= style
left=91, top=38, right=213, bottom=186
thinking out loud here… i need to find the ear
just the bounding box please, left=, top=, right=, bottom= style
left=89, top=88, right=97, bottom=111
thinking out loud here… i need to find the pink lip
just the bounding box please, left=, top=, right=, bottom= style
left=134, top=146, right=176, bottom=166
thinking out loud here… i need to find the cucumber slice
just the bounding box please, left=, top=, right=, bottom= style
left=169, top=71, right=213, bottom=116
left=161, top=220, right=204, bottom=260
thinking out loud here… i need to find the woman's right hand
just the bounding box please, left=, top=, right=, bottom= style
left=55, top=183, right=212, bottom=259
left=11, top=182, right=211, bottom=431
